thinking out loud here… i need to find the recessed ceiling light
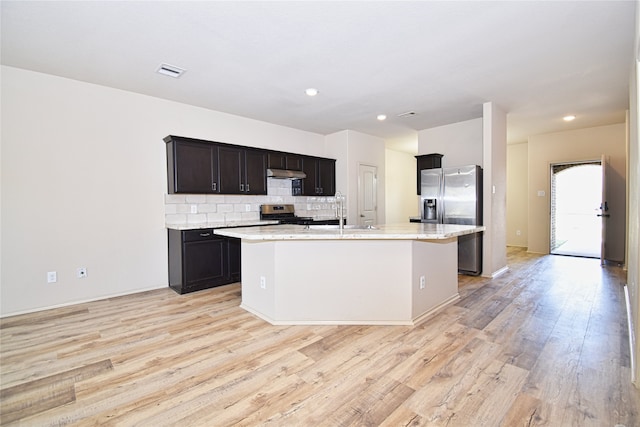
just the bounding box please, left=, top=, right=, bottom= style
left=563, top=115, right=576, bottom=122
left=156, top=63, right=186, bottom=78
left=377, top=114, right=387, bottom=121
left=305, top=88, right=319, bottom=97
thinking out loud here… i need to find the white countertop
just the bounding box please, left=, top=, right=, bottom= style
left=166, top=220, right=279, bottom=230
left=214, top=222, right=485, bottom=240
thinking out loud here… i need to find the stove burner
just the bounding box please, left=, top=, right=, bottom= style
left=260, top=204, right=314, bottom=225
left=260, top=204, right=338, bottom=226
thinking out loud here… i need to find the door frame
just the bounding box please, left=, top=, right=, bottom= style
left=549, top=159, right=603, bottom=258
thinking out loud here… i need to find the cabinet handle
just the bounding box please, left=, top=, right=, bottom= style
left=240, top=183, right=245, bottom=191
left=199, top=232, right=211, bottom=237
left=246, top=184, right=250, bottom=192
left=212, top=182, right=217, bottom=191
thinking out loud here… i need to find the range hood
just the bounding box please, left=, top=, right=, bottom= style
left=267, top=168, right=306, bottom=179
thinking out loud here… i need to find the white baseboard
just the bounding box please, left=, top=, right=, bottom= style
left=624, top=284, right=636, bottom=384
left=0, top=284, right=168, bottom=318
left=492, top=266, right=509, bottom=278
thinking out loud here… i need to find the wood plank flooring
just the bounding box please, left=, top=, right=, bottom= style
left=1, top=247, right=639, bottom=426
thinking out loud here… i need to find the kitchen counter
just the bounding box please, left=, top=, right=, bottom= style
left=214, top=223, right=484, bottom=326
left=166, top=220, right=279, bottom=230
left=214, top=222, right=484, bottom=240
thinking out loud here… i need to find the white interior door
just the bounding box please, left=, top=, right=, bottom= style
left=599, top=154, right=609, bottom=265
left=358, top=164, right=377, bottom=225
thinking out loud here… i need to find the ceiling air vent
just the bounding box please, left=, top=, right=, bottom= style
left=397, top=111, right=417, bottom=118
left=156, top=63, right=186, bottom=78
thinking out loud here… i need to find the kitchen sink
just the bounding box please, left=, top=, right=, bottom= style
left=306, top=224, right=378, bottom=231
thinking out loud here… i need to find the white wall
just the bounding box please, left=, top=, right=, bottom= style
left=418, top=114, right=508, bottom=277
left=527, top=123, right=627, bottom=261
left=482, top=102, right=508, bottom=277
left=325, top=131, right=349, bottom=198
left=506, top=143, right=528, bottom=247
left=0, top=66, right=327, bottom=316
left=627, top=3, right=639, bottom=385
left=385, top=149, right=418, bottom=224
left=417, top=118, right=483, bottom=167
left=326, top=130, right=386, bottom=225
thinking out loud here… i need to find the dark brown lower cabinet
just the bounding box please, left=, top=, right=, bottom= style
left=227, top=236, right=241, bottom=282
left=168, top=228, right=241, bottom=294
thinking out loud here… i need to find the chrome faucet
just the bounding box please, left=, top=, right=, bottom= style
left=335, top=191, right=346, bottom=232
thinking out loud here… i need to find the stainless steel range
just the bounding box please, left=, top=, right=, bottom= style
left=260, top=204, right=338, bottom=225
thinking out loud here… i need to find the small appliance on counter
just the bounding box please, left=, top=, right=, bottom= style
left=419, top=165, right=483, bottom=275
left=260, top=204, right=340, bottom=225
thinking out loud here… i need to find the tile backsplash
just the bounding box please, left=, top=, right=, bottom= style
left=165, top=178, right=340, bottom=225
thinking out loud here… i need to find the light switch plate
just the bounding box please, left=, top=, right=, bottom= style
left=47, top=271, right=57, bottom=283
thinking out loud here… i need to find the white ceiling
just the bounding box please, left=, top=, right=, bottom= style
left=1, top=1, right=636, bottom=153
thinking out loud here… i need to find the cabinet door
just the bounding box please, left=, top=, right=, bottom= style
left=301, top=157, right=317, bottom=195
left=415, top=154, right=443, bottom=194
left=227, top=237, right=241, bottom=282
left=267, top=152, right=286, bottom=169
left=170, top=140, right=218, bottom=194
left=183, top=238, right=227, bottom=288
left=245, top=150, right=267, bottom=195
left=285, top=154, right=303, bottom=171
left=317, top=159, right=336, bottom=195
left=218, top=145, right=244, bottom=194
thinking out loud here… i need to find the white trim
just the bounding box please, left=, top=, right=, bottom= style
left=241, top=292, right=461, bottom=326
left=0, top=284, right=167, bottom=318
left=241, top=304, right=414, bottom=326
left=625, top=284, right=637, bottom=384
left=491, top=265, right=510, bottom=278
left=411, top=293, right=461, bottom=326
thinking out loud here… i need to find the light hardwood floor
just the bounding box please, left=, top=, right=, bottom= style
left=1, top=248, right=639, bottom=426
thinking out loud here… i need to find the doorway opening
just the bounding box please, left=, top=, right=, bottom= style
left=550, top=161, right=602, bottom=258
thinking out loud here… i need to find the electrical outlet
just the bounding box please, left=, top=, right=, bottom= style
left=245, top=204, right=251, bottom=212
left=77, top=267, right=87, bottom=278
left=260, top=276, right=266, bottom=289
left=190, top=205, right=198, bottom=214
left=516, top=230, right=521, bottom=236
left=419, top=276, right=425, bottom=289
left=47, top=271, right=57, bottom=283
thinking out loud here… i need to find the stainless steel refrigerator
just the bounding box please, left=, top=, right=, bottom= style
left=420, top=165, right=483, bottom=275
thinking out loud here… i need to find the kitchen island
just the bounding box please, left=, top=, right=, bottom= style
left=215, top=223, right=484, bottom=325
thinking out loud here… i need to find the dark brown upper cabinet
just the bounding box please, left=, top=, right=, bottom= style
left=415, top=153, right=443, bottom=195
left=218, top=146, right=266, bottom=195
left=302, top=157, right=336, bottom=196
left=267, top=152, right=303, bottom=171
left=166, top=136, right=220, bottom=194
left=165, top=135, right=334, bottom=197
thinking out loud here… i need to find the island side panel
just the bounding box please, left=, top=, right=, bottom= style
left=272, top=240, right=413, bottom=324
left=239, top=240, right=277, bottom=322
left=411, top=238, right=459, bottom=320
